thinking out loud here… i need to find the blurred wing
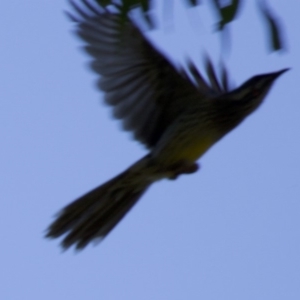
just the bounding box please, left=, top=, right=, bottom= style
left=68, top=0, right=203, bottom=148
left=186, top=55, right=233, bottom=97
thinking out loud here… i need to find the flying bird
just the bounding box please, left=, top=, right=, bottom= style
left=46, top=0, right=288, bottom=250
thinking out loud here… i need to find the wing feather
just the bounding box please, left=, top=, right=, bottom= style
left=68, top=0, right=227, bottom=148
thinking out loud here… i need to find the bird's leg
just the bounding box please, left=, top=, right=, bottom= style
left=168, top=161, right=200, bottom=180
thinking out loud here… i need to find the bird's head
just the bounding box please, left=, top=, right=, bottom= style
left=229, top=68, right=289, bottom=106
left=215, top=68, right=289, bottom=133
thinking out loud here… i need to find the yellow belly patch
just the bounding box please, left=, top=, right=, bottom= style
left=179, top=136, right=216, bottom=162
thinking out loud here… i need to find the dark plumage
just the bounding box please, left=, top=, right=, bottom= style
left=46, top=0, right=288, bottom=250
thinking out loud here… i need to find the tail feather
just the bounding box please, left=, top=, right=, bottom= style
left=46, top=157, right=153, bottom=250
left=62, top=186, right=147, bottom=249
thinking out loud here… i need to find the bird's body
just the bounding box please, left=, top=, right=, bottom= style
left=151, top=106, right=218, bottom=164
left=46, top=0, right=288, bottom=250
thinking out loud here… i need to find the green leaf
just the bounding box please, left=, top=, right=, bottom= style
left=140, top=0, right=151, bottom=12
left=95, top=0, right=111, bottom=6
left=212, top=0, right=241, bottom=30
left=122, top=0, right=149, bottom=10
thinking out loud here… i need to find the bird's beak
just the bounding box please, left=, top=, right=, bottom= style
left=273, top=68, right=290, bottom=78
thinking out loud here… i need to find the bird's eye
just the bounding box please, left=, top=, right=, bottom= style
left=252, top=89, right=260, bottom=97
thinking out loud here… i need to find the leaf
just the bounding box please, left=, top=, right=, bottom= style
left=140, top=0, right=151, bottom=12
left=212, top=0, right=241, bottom=30
left=122, top=0, right=150, bottom=11
left=185, top=0, right=201, bottom=6
left=95, top=0, right=111, bottom=6
left=258, top=1, right=284, bottom=51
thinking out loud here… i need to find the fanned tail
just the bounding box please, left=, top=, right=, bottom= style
left=46, top=156, right=154, bottom=250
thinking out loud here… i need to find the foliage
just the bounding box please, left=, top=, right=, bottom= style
left=95, top=0, right=285, bottom=52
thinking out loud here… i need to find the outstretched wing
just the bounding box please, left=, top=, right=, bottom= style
left=187, top=56, right=233, bottom=96
left=68, top=0, right=208, bottom=149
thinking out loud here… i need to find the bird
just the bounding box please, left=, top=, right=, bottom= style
left=46, top=0, right=288, bottom=250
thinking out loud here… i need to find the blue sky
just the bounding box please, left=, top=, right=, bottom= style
left=1, top=1, right=299, bottom=299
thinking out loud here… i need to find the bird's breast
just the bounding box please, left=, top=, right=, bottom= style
left=152, top=125, right=219, bottom=166
left=177, top=135, right=216, bottom=162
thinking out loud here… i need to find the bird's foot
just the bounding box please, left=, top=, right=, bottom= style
left=168, top=161, right=200, bottom=180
